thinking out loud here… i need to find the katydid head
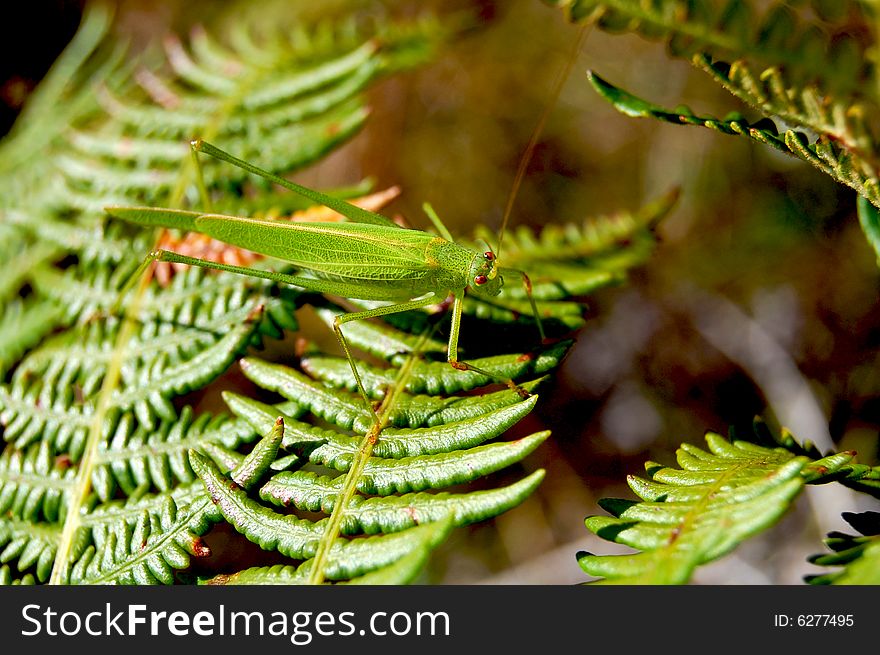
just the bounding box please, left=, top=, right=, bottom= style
left=468, top=249, right=503, bottom=298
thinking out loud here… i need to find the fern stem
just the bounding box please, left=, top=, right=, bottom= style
left=48, top=265, right=152, bottom=584
left=306, top=337, right=424, bottom=585
left=50, top=30, right=296, bottom=582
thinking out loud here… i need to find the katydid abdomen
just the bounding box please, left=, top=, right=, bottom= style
left=195, top=215, right=485, bottom=301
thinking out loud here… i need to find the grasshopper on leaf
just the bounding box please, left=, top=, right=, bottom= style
left=106, top=140, right=544, bottom=415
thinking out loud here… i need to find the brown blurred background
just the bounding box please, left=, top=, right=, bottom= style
left=4, top=0, right=879, bottom=583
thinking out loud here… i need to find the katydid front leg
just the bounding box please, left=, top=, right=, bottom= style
left=447, top=294, right=531, bottom=399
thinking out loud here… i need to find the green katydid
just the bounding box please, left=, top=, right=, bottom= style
left=106, top=139, right=545, bottom=415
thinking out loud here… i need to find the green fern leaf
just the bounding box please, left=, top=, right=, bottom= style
left=189, top=449, right=323, bottom=560
left=579, top=422, right=869, bottom=584
left=225, top=382, right=540, bottom=463
left=738, top=419, right=880, bottom=498
left=231, top=360, right=547, bottom=435
left=90, top=403, right=301, bottom=502
left=62, top=419, right=284, bottom=585
left=263, top=431, right=548, bottom=500
left=578, top=431, right=860, bottom=584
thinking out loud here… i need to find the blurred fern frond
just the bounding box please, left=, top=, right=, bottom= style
left=549, top=0, right=880, bottom=250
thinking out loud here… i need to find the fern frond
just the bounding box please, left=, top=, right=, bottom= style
left=807, top=512, right=880, bottom=585
left=578, top=429, right=860, bottom=584
left=587, top=72, right=880, bottom=208
left=191, top=447, right=539, bottom=568
left=0, top=378, right=96, bottom=460
left=693, top=54, right=874, bottom=157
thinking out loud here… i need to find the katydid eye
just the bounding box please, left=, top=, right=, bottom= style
left=474, top=275, right=488, bottom=286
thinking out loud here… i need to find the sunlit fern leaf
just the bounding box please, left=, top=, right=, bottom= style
left=198, top=518, right=454, bottom=585
left=184, top=356, right=548, bottom=576
left=0, top=379, right=96, bottom=461
left=65, top=431, right=286, bottom=585
left=225, top=390, right=543, bottom=473
left=0, top=307, right=264, bottom=448
left=0, top=427, right=254, bottom=585
left=473, top=188, right=676, bottom=289
left=81, top=417, right=282, bottom=542
left=2, top=265, right=299, bottom=439
left=578, top=430, right=860, bottom=584
left=29, top=262, right=300, bottom=333
left=267, top=432, right=547, bottom=498
left=59, top=10, right=443, bottom=215
left=470, top=188, right=675, bottom=329
left=807, top=512, right=880, bottom=585
left=693, top=54, right=875, bottom=157
left=587, top=71, right=880, bottom=209
left=0, top=442, right=75, bottom=523
left=545, top=0, right=873, bottom=98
